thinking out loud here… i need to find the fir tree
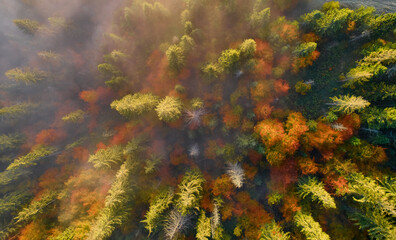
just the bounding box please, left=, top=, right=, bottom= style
left=88, top=145, right=124, bottom=169
left=260, top=221, right=290, bottom=240
left=5, top=68, right=48, bottom=84
left=328, top=95, right=370, bottom=114
left=61, top=109, right=86, bottom=123
left=176, top=170, right=205, bottom=215
left=163, top=209, right=192, bottom=240
left=111, top=93, right=159, bottom=118
left=142, top=189, right=174, bottom=235
left=196, top=210, right=211, bottom=240
left=7, top=145, right=56, bottom=171
left=298, top=177, right=336, bottom=209
left=13, top=19, right=40, bottom=35
left=294, top=211, right=330, bottom=240
left=155, top=96, right=183, bottom=123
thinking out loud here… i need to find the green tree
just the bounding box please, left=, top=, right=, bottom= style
left=260, top=221, right=290, bottom=240
left=88, top=145, right=124, bottom=169
left=5, top=68, right=48, bottom=85
left=13, top=19, right=40, bottom=35
left=298, top=177, right=336, bottom=209
left=361, top=107, right=396, bottom=129
left=87, top=159, right=136, bottom=240
left=97, top=63, right=122, bottom=76
left=249, top=8, right=270, bottom=29
left=166, top=44, right=185, bottom=73
left=176, top=170, right=205, bottom=215
left=294, top=211, right=330, bottom=240
left=202, top=63, right=224, bottom=82
left=155, top=96, right=183, bottom=122
left=0, top=134, right=23, bottom=152
left=239, top=39, right=257, bottom=60
left=61, top=110, right=86, bottom=123
left=295, top=81, right=312, bottom=95
left=348, top=173, right=396, bottom=217
left=142, top=189, right=174, bottom=235
left=294, top=42, right=317, bottom=57
left=328, top=95, right=370, bottom=114
left=196, top=210, right=211, bottom=240
left=111, top=93, right=159, bottom=118
left=7, top=145, right=56, bottom=171
left=218, top=49, right=240, bottom=72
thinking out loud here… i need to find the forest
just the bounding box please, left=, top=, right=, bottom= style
left=0, top=0, right=395, bottom=239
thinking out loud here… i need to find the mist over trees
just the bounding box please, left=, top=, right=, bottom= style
left=0, top=0, right=395, bottom=239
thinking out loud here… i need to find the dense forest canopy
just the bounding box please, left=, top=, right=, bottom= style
left=0, top=0, right=395, bottom=239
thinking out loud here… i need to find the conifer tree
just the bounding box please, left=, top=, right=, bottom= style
left=298, top=177, right=336, bottom=209
left=0, top=134, right=23, bottom=152
left=7, top=145, right=56, bottom=171
left=155, top=96, right=183, bottom=122
left=0, top=103, right=37, bottom=121
left=111, top=93, right=159, bottom=118
left=87, top=159, right=136, bottom=240
left=176, top=170, right=205, bottom=215
left=88, top=145, right=124, bottom=169
left=196, top=210, right=211, bottom=240
left=260, top=221, right=290, bottom=240
left=164, top=209, right=192, bottom=240
left=61, top=109, right=86, bottom=123
left=5, top=68, right=48, bottom=85
left=328, top=95, right=370, bottom=114
left=294, top=211, right=330, bottom=240
left=218, top=49, right=240, bottom=72
left=13, top=19, right=40, bottom=35
left=166, top=44, right=185, bottom=73
left=239, top=39, right=256, bottom=60
left=142, top=189, right=174, bottom=235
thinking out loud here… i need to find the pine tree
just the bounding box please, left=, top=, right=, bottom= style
left=0, top=103, right=37, bottom=122
left=294, top=42, right=317, bottom=57
left=87, top=159, right=135, bottom=240
left=0, top=134, right=23, bottom=152
left=88, top=145, right=124, bottom=169
left=13, top=19, right=40, bottom=35
left=218, top=49, right=240, bottom=72
left=239, top=39, right=256, bottom=60
left=142, top=189, right=174, bottom=235
left=328, top=95, right=370, bottom=114
left=298, top=177, right=336, bottom=209
left=348, top=173, right=396, bottom=217
left=202, top=63, right=224, bottom=82
left=260, top=221, right=290, bottom=240
left=61, top=109, right=86, bottom=123
left=111, top=93, right=159, bottom=118
left=196, top=210, right=211, bottom=240
left=155, top=96, right=183, bottom=123
left=5, top=68, right=48, bottom=84
left=294, top=211, right=330, bottom=240
left=7, top=145, right=56, bottom=171
left=249, top=8, right=270, bottom=29
left=176, top=170, right=205, bottom=215
left=166, top=44, right=185, bottom=73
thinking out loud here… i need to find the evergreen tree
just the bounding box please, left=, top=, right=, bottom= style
left=196, top=210, right=211, bottom=240
left=7, top=145, right=56, bottom=171
left=298, top=177, right=336, bottom=209
left=111, top=93, right=159, bottom=118
left=218, top=49, right=240, bottom=72
left=13, top=19, right=40, bottom=35
left=0, top=103, right=37, bottom=121
left=294, top=211, right=330, bottom=240
left=239, top=39, right=256, bottom=60
left=155, top=96, right=183, bottom=122
left=142, top=189, right=174, bottom=235
left=88, top=145, right=124, bottom=169
left=176, top=170, right=205, bottom=215
left=294, top=42, right=317, bottom=57
left=0, top=134, right=23, bottom=152
left=61, top=109, right=86, bottom=123
left=249, top=8, right=270, bottom=29
left=260, top=221, right=290, bottom=240
left=87, top=159, right=136, bottom=240
left=202, top=63, right=224, bottom=82
left=5, top=68, right=48, bottom=85
left=328, top=95, right=370, bottom=114
left=166, top=44, right=185, bottom=73
left=348, top=173, right=396, bottom=217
